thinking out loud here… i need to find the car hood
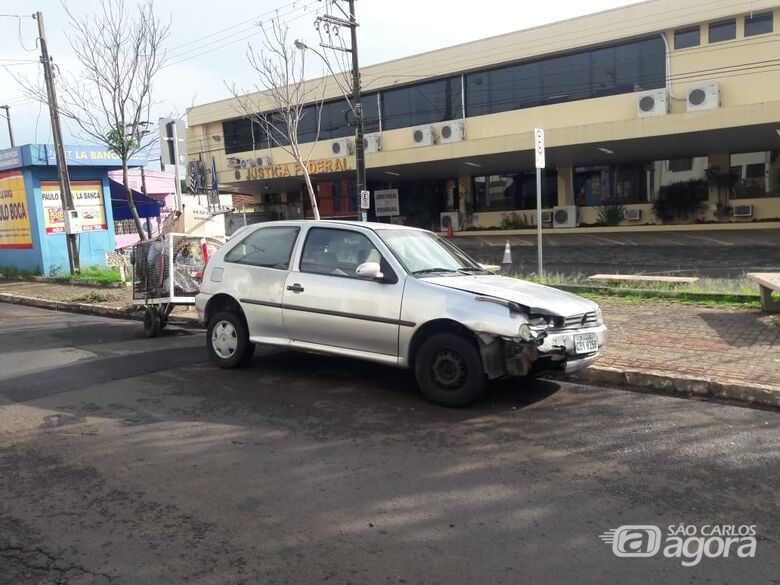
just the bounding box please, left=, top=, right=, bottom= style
left=423, top=275, right=597, bottom=316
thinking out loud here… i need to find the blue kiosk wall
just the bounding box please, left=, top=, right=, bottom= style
left=0, top=144, right=145, bottom=274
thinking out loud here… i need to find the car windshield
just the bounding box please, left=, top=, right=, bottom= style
left=376, top=229, right=488, bottom=276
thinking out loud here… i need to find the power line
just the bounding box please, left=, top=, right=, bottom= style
left=166, top=0, right=321, bottom=57
left=164, top=0, right=323, bottom=67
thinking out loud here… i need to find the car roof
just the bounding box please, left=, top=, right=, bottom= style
left=246, top=219, right=428, bottom=233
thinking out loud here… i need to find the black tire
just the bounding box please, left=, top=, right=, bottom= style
left=414, top=332, right=487, bottom=407
left=143, top=307, right=161, bottom=338
left=207, top=311, right=254, bottom=369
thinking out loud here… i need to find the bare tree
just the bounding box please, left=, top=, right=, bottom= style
left=230, top=18, right=326, bottom=220
left=26, top=0, right=170, bottom=240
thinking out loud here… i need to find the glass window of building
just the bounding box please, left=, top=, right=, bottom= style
left=382, top=76, right=462, bottom=130
left=745, top=12, right=773, bottom=36
left=575, top=163, right=651, bottom=206
left=472, top=170, right=558, bottom=212
left=709, top=19, right=736, bottom=43
left=223, top=119, right=267, bottom=154
left=729, top=151, right=779, bottom=199
left=465, top=35, right=665, bottom=117
left=363, top=93, right=380, bottom=134
left=652, top=157, right=709, bottom=200
left=675, top=27, right=700, bottom=49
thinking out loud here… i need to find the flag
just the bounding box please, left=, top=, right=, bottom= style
left=209, top=156, right=219, bottom=206
left=210, top=156, right=218, bottom=195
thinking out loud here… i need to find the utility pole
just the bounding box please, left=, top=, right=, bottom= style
left=316, top=0, right=365, bottom=220
left=34, top=11, right=79, bottom=274
left=0, top=105, right=15, bottom=147
left=347, top=0, right=366, bottom=221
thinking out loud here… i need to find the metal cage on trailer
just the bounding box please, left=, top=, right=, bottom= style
left=130, top=233, right=222, bottom=337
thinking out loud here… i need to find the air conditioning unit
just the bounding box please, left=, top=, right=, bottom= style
left=541, top=211, right=553, bottom=224
left=256, top=156, right=272, bottom=166
left=227, top=157, right=241, bottom=168
left=439, top=211, right=460, bottom=232
left=624, top=208, right=642, bottom=221
left=687, top=83, right=720, bottom=112
left=552, top=205, right=578, bottom=228
left=733, top=204, right=753, bottom=217
left=412, top=125, right=436, bottom=147
left=331, top=138, right=353, bottom=156
left=637, top=88, right=670, bottom=118
left=363, top=133, right=381, bottom=153
left=439, top=121, right=464, bottom=144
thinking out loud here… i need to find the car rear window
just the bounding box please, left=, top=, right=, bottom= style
left=224, top=226, right=299, bottom=269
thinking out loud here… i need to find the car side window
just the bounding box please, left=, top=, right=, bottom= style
left=224, top=226, right=299, bottom=269
left=300, top=228, right=383, bottom=278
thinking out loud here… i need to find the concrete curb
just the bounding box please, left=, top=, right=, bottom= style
left=0, top=293, right=203, bottom=330
left=567, top=365, right=780, bottom=409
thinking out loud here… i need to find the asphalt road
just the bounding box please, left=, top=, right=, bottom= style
left=452, top=228, right=780, bottom=278
left=1, top=304, right=778, bottom=585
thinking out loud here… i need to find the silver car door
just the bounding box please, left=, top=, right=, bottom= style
left=282, top=227, right=404, bottom=356
left=221, top=225, right=300, bottom=342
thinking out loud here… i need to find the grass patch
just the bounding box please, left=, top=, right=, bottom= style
left=576, top=291, right=761, bottom=309
left=65, top=291, right=121, bottom=304
left=516, top=272, right=760, bottom=296
left=514, top=272, right=762, bottom=308
left=0, top=265, right=41, bottom=277
left=56, top=265, right=122, bottom=285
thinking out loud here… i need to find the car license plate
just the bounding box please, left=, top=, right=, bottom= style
left=574, top=333, right=599, bottom=354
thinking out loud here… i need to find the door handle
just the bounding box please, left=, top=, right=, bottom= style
left=286, top=283, right=304, bottom=293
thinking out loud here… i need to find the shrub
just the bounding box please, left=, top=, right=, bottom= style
left=652, top=179, right=707, bottom=222
left=595, top=203, right=625, bottom=226
left=500, top=211, right=532, bottom=229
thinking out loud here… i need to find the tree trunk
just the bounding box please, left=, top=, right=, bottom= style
left=123, top=159, right=146, bottom=240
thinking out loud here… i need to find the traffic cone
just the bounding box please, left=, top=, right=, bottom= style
left=501, top=240, right=513, bottom=265
left=447, top=222, right=453, bottom=238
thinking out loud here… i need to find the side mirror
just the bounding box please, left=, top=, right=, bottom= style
left=356, top=261, right=383, bottom=281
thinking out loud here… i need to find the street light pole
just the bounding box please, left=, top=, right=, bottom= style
left=0, top=105, right=15, bottom=147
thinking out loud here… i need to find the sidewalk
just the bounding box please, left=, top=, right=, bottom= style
left=1, top=279, right=778, bottom=407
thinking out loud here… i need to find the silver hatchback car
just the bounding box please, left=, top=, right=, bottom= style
left=196, top=220, right=606, bottom=407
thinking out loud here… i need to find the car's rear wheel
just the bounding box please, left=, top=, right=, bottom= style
left=415, top=332, right=486, bottom=407
left=207, top=311, right=255, bottom=368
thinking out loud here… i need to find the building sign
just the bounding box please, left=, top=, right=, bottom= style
left=0, top=147, right=22, bottom=172
left=0, top=170, right=33, bottom=249
left=41, top=180, right=108, bottom=234
left=241, top=157, right=351, bottom=181
left=374, top=189, right=400, bottom=217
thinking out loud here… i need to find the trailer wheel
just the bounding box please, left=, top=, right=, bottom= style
left=143, top=307, right=161, bottom=338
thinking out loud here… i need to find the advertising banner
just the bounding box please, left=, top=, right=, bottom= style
left=0, top=170, right=33, bottom=249
left=41, top=180, right=107, bottom=234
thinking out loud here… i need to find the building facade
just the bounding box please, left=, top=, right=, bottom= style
left=186, top=0, right=780, bottom=231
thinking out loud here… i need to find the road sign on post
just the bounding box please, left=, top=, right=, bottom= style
left=534, top=128, right=545, bottom=280
left=360, top=189, right=370, bottom=212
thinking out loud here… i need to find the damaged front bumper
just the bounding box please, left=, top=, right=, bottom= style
left=533, top=324, right=608, bottom=375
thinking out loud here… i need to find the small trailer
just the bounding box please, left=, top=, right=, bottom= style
left=131, top=233, right=221, bottom=337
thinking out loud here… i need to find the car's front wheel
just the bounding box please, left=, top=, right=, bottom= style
left=415, top=332, right=486, bottom=407
left=207, top=311, right=255, bottom=369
